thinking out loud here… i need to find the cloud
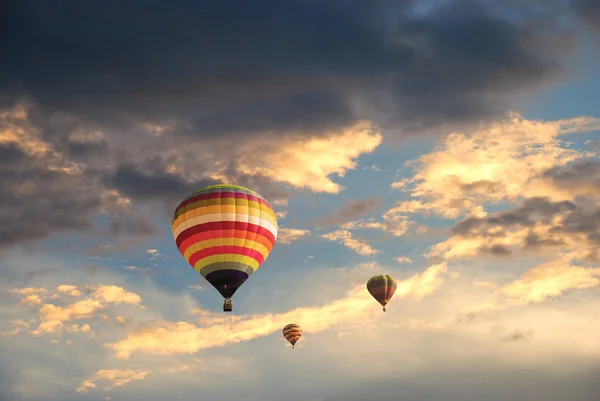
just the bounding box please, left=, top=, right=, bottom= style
left=341, top=219, right=385, bottom=230
left=572, top=0, right=600, bottom=33
left=233, top=122, right=382, bottom=194
left=315, top=197, right=382, bottom=227
left=395, top=262, right=449, bottom=301
left=385, top=114, right=600, bottom=223
left=542, top=160, right=600, bottom=197
left=426, top=195, right=600, bottom=262
left=277, top=228, right=311, bottom=245
left=56, top=285, right=82, bottom=297
left=108, top=217, right=159, bottom=238
left=468, top=260, right=600, bottom=314
left=321, top=229, right=380, bottom=256
left=394, top=257, right=413, bottom=264
left=76, top=369, right=150, bottom=393
left=11, top=284, right=142, bottom=336
left=473, top=281, right=498, bottom=290
left=500, top=329, right=533, bottom=342
left=0, top=0, right=573, bottom=138
left=92, top=285, right=142, bottom=305
left=105, top=263, right=449, bottom=359
left=0, top=0, right=588, bottom=250
left=341, top=216, right=411, bottom=237
left=0, top=106, right=127, bottom=249
left=501, top=262, right=598, bottom=306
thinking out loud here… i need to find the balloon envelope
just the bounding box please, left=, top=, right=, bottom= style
left=172, top=184, right=278, bottom=299
left=283, top=323, right=302, bottom=347
left=367, top=274, right=397, bottom=311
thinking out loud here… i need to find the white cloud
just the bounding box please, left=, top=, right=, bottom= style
left=321, top=229, right=380, bottom=256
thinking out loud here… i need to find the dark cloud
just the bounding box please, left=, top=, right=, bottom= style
left=452, top=197, right=576, bottom=235
left=108, top=217, right=159, bottom=238
left=315, top=197, right=382, bottom=227
left=0, top=141, right=103, bottom=249
left=501, top=329, right=533, bottom=342
left=481, top=244, right=514, bottom=257
left=571, top=0, right=600, bottom=33
left=460, top=180, right=506, bottom=196
left=0, top=0, right=585, bottom=250
left=449, top=195, right=600, bottom=261
left=542, top=160, right=600, bottom=193
left=0, top=0, right=572, bottom=138
left=105, top=165, right=213, bottom=203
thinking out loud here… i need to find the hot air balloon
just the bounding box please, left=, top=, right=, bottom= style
left=172, top=184, right=278, bottom=312
left=367, top=274, right=397, bottom=312
left=283, top=323, right=302, bottom=349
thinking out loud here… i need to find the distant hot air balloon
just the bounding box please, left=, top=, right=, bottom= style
left=367, top=274, right=397, bottom=312
left=283, top=323, right=302, bottom=349
left=172, top=184, right=278, bottom=312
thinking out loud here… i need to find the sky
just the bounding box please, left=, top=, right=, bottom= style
left=1, top=0, right=600, bottom=400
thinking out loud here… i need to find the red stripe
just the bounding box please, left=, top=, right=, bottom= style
left=176, top=191, right=272, bottom=212
left=176, top=222, right=275, bottom=248
left=188, top=246, right=265, bottom=268
left=178, top=230, right=274, bottom=256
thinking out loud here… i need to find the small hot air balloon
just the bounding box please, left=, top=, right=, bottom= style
left=367, top=274, right=397, bottom=312
left=172, top=184, right=278, bottom=312
left=283, top=323, right=302, bottom=349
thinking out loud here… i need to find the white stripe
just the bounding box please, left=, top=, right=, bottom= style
left=173, top=213, right=277, bottom=239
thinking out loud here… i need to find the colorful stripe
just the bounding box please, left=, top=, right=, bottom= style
left=172, top=185, right=278, bottom=298
left=283, top=323, right=302, bottom=346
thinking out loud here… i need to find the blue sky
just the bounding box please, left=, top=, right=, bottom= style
left=1, top=1, right=600, bottom=400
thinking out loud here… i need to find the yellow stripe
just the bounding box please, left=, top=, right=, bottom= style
left=172, top=202, right=277, bottom=231
left=193, top=254, right=260, bottom=271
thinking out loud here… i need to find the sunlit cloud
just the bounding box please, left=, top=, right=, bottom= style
left=56, top=285, right=82, bottom=297
left=385, top=113, right=600, bottom=222
left=11, top=284, right=143, bottom=336
left=473, top=260, right=600, bottom=312
left=76, top=369, right=151, bottom=393
left=321, top=229, right=380, bottom=256
left=105, top=263, right=449, bottom=359
left=277, top=228, right=311, bottom=245
left=235, top=121, right=382, bottom=193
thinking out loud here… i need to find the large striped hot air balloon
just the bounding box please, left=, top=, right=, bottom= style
left=367, top=274, right=397, bottom=312
left=282, top=323, right=302, bottom=349
left=172, top=184, right=278, bottom=312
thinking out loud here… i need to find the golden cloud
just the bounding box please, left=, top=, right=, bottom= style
left=56, top=285, right=83, bottom=297
left=473, top=260, right=600, bottom=312
left=91, top=285, right=142, bottom=305
left=76, top=369, right=150, bottom=393
left=386, top=113, right=600, bottom=221
left=235, top=121, right=382, bottom=193
left=321, top=229, right=380, bottom=256
left=105, top=263, right=450, bottom=359
left=277, top=228, right=311, bottom=245
left=11, top=284, right=143, bottom=336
